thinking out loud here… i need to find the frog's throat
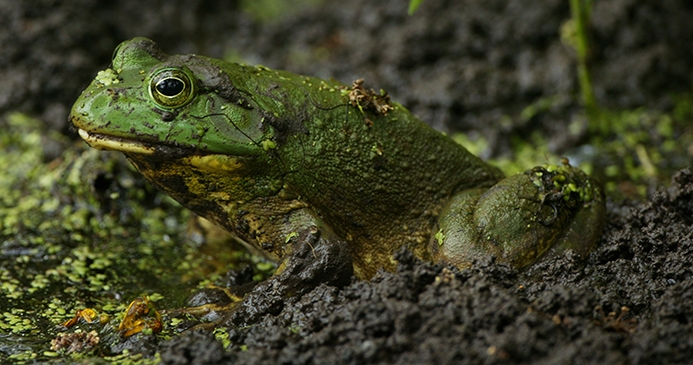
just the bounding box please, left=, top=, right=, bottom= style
left=78, top=128, right=155, bottom=155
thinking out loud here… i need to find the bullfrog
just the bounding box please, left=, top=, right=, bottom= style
left=69, top=38, right=605, bottom=285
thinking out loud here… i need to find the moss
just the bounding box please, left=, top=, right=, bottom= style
left=585, top=102, right=693, bottom=199
left=214, top=327, right=232, bottom=348
left=435, top=229, right=446, bottom=246
left=453, top=93, right=693, bottom=201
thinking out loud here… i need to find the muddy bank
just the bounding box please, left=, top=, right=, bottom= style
left=155, top=170, right=693, bottom=365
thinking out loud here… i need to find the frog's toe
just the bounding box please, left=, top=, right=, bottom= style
left=431, top=163, right=605, bottom=268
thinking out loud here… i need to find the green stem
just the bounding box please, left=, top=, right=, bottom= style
left=408, top=0, right=424, bottom=15
left=570, top=0, right=598, bottom=126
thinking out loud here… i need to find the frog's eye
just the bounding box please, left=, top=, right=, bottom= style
left=149, top=68, right=195, bottom=109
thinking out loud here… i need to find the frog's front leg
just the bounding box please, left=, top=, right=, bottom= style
left=226, top=214, right=353, bottom=326
left=260, top=207, right=354, bottom=292
left=430, top=163, right=605, bottom=268
left=181, top=205, right=353, bottom=327
left=218, top=209, right=353, bottom=326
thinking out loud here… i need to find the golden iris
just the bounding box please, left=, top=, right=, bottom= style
left=149, top=68, right=195, bottom=109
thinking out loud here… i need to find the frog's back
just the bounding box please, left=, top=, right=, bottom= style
left=237, top=70, right=504, bottom=276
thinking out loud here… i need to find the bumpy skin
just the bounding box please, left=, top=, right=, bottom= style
left=70, top=38, right=605, bottom=280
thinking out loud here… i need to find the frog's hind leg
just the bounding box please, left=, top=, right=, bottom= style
left=430, top=163, right=605, bottom=269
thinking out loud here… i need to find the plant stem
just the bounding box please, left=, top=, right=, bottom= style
left=569, top=0, right=599, bottom=125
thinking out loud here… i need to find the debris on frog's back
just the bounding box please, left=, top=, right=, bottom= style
left=345, top=78, right=393, bottom=119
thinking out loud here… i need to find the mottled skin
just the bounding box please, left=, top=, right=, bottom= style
left=70, top=38, right=605, bottom=282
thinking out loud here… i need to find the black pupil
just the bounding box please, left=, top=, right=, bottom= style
left=156, top=78, right=185, bottom=97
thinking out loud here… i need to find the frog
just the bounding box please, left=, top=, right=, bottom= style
left=69, top=37, right=605, bottom=290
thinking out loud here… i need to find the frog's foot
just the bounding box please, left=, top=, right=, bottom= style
left=431, top=162, right=605, bottom=269
left=165, top=285, right=247, bottom=331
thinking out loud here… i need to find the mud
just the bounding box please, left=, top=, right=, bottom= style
left=1, top=0, right=692, bottom=363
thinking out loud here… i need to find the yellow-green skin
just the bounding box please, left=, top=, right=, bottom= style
left=70, top=38, right=605, bottom=280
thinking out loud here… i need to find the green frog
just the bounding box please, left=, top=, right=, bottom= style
left=70, top=38, right=605, bottom=284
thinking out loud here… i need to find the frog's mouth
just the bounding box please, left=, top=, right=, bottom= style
left=78, top=129, right=157, bottom=155
left=77, top=128, right=245, bottom=172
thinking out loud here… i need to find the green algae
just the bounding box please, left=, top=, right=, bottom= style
left=0, top=113, right=261, bottom=363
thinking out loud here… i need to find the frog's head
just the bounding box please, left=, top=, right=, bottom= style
left=70, top=37, right=276, bottom=167
left=70, top=38, right=288, bottom=222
